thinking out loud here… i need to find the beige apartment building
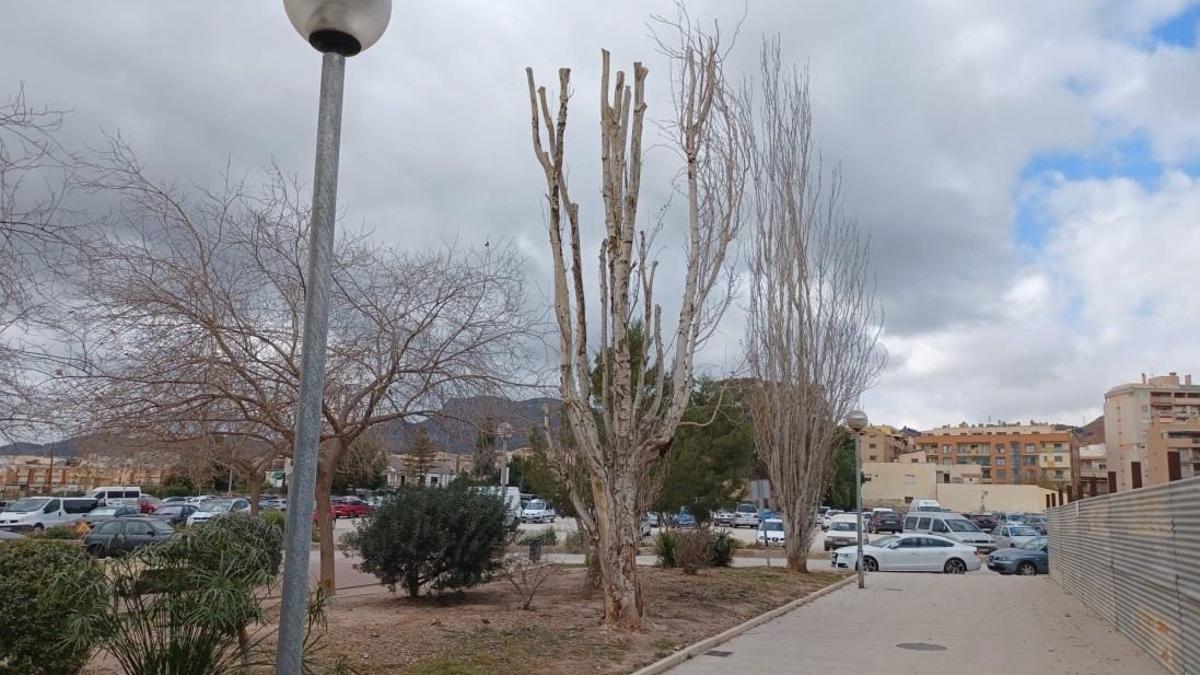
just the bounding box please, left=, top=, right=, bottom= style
left=1104, top=372, right=1200, bottom=492
left=861, top=424, right=912, bottom=463
left=916, top=422, right=1076, bottom=488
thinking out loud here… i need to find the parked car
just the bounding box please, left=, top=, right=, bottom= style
left=967, top=513, right=1000, bottom=533
left=137, top=496, right=162, bottom=514
left=673, top=511, right=698, bottom=529
left=84, top=517, right=176, bottom=557
left=831, top=533, right=982, bottom=574
left=903, top=511, right=996, bottom=553
left=712, top=509, right=735, bottom=526
left=186, top=498, right=250, bottom=527
left=987, top=536, right=1049, bottom=575
left=757, top=518, right=785, bottom=546
left=520, top=498, right=557, bottom=524
left=185, top=494, right=215, bottom=506
left=823, top=515, right=865, bottom=551
left=907, top=499, right=944, bottom=513
left=150, top=503, right=197, bottom=526
left=869, top=510, right=903, bottom=534
left=332, top=496, right=371, bottom=519
left=87, top=486, right=144, bottom=507
left=83, top=504, right=141, bottom=527
left=640, top=516, right=652, bottom=539
left=993, top=524, right=1041, bottom=549
left=645, top=512, right=661, bottom=527
left=161, top=496, right=189, bottom=504
left=0, top=497, right=98, bottom=532
left=821, top=509, right=845, bottom=530
left=732, top=502, right=760, bottom=528
left=1022, top=515, right=1047, bottom=535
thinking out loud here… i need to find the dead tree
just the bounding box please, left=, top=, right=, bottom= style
left=742, top=40, right=885, bottom=572
left=525, top=13, right=743, bottom=628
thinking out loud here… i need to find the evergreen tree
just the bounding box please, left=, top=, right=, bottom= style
left=404, top=427, right=439, bottom=483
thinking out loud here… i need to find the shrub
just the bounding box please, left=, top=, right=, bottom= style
left=0, top=539, right=106, bottom=674
left=563, top=530, right=586, bottom=554
left=340, top=484, right=516, bottom=597
left=675, top=530, right=712, bottom=574
left=517, top=527, right=558, bottom=546
left=654, top=531, right=678, bottom=568
left=260, top=509, right=286, bottom=534
left=47, top=512, right=328, bottom=675
left=709, top=530, right=735, bottom=568
left=499, top=555, right=559, bottom=610
left=33, top=524, right=81, bottom=540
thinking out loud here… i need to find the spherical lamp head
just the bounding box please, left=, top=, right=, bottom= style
left=846, top=409, right=869, bottom=432
left=284, top=0, right=391, bottom=56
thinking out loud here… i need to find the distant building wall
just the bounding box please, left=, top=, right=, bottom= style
left=861, top=462, right=1053, bottom=513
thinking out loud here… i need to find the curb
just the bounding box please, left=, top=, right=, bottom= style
left=629, top=574, right=856, bottom=675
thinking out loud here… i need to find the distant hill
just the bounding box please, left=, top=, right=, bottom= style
left=1074, top=415, right=1104, bottom=445
left=1, top=396, right=564, bottom=460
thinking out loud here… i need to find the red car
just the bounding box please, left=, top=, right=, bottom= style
left=331, top=497, right=371, bottom=519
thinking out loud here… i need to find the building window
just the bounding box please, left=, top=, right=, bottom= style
left=942, top=458, right=952, bottom=465
left=868, top=455, right=877, bottom=461
left=997, top=458, right=1006, bottom=466
left=1054, top=470, right=1063, bottom=479
left=869, top=443, right=877, bottom=448
left=995, top=469, right=1007, bottom=480
left=1024, top=444, right=1035, bottom=453
left=943, top=444, right=950, bottom=452
left=1054, top=455, right=1064, bottom=464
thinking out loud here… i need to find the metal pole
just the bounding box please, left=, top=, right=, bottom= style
left=855, top=430, right=865, bottom=589
left=275, top=51, right=345, bottom=675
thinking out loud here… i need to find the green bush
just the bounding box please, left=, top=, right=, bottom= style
left=517, top=528, right=558, bottom=546
left=0, top=539, right=106, bottom=675
left=46, top=512, right=327, bottom=675
left=341, top=485, right=516, bottom=597
left=32, top=525, right=81, bottom=540
left=709, top=530, right=735, bottom=567
left=260, top=509, right=286, bottom=534
left=563, top=530, right=586, bottom=554
left=654, top=531, right=678, bottom=568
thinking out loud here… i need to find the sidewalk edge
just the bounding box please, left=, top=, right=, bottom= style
left=629, top=574, right=855, bottom=675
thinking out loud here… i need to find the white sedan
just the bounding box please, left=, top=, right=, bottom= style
left=831, top=533, right=981, bottom=574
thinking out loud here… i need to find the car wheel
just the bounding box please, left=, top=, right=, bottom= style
left=862, top=556, right=879, bottom=572
left=943, top=558, right=968, bottom=574
left=86, top=544, right=105, bottom=558
left=1017, top=561, right=1038, bottom=576
left=823, top=543, right=830, bottom=551
left=32, top=523, right=43, bottom=532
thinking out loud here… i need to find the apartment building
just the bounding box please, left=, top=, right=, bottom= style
left=1104, top=372, right=1200, bottom=492
left=861, top=424, right=913, bottom=462
left=916, top=422, right=1076, bottom=488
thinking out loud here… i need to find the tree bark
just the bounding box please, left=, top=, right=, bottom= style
left=592, top=474, right=643, bottom=627
left=784, top=518, right=809, bottom=572
left=316, top=458, right=336, bottom=596
left=247, top=475, right=262, bottom=517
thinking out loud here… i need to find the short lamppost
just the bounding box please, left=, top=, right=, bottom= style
left=846, top=409, right=868, bottom=590
left=275, top=2, right=391, bottom=673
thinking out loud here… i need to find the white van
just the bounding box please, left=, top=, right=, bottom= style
left=907, top=499, right=944, bottom=513
left=903, top=511, right=995, bottom=553
left=88, top=486, right=144, bottom=506
left=471, top=486, right=522, bottom=524
left=0, top=496, right=99, bottom=532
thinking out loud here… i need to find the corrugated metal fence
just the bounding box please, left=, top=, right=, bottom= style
left=1047, top=476, right=1199, bottom=674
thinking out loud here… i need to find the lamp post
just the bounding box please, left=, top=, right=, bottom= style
left=846, top=409, right=868, bottom=590
left=276, top=2, right=391, bottom=672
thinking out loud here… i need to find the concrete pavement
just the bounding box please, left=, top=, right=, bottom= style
left=669, top=570, right=1164, bottom=675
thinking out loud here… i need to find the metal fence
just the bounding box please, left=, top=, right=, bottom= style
left=1047, top=476, right=1199, bottom=675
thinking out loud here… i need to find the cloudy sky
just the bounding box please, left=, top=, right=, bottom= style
left=5, top=1, right=1200, bottom=430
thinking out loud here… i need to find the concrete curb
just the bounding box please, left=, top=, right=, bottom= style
left=629, top=574, right=855, bottom=675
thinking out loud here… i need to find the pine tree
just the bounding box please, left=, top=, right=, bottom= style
left=404, top=428, right=438, bottom=484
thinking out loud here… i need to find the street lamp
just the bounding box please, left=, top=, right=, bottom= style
left=845, top=409, right=868, bottom=590
left=276, top=2, right=391, bottom=673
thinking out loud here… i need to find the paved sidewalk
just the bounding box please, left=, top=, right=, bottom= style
left=670, top=571, right=1164, bottom=675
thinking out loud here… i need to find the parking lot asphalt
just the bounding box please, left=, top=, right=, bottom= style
left=668, top=569, right=1165, bottom=675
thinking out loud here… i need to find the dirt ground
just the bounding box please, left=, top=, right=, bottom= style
left=307, top=565, right=844, bottom=675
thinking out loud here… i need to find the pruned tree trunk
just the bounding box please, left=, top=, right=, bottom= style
left=525, top=10, right=744, bottom=628
left=741, top=39, right=885, bottom=573
left=316, top=456, right=336, bottom=596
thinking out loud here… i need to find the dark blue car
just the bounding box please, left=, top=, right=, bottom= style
left=986, top=536, right=1049, bottom=575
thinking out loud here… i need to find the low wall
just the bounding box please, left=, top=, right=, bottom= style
left=1047, top=477, right=1199, bottom=675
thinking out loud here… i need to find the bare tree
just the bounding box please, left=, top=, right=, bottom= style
left=742, top=40, right=885, bottom=572
left=63, top=144, right=535, bottom=593
left=525, top=12, right=744, bottom=627
left=0, top=88, right=77, bottom=442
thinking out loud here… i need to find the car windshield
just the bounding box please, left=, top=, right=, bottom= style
left=736, top=504, right=756, bottom=514
left=761, top=521, right=783, bottom=531
left=1020, top=537, right=1047, bottom=550
left=946, top=519, right=981, bottom=533
left=872, top=535, right=898, bottom=548
left=156, top=505, right=183, bottom=515
left=3, top=498, right=49, bottom=513
left=200, top=500, right=235, bottom=513
left=1008, top=526, right=1039, bottom=537
left=526, top=500, right=547, bottom=510
left=830, top=522, right=856, bottom=532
